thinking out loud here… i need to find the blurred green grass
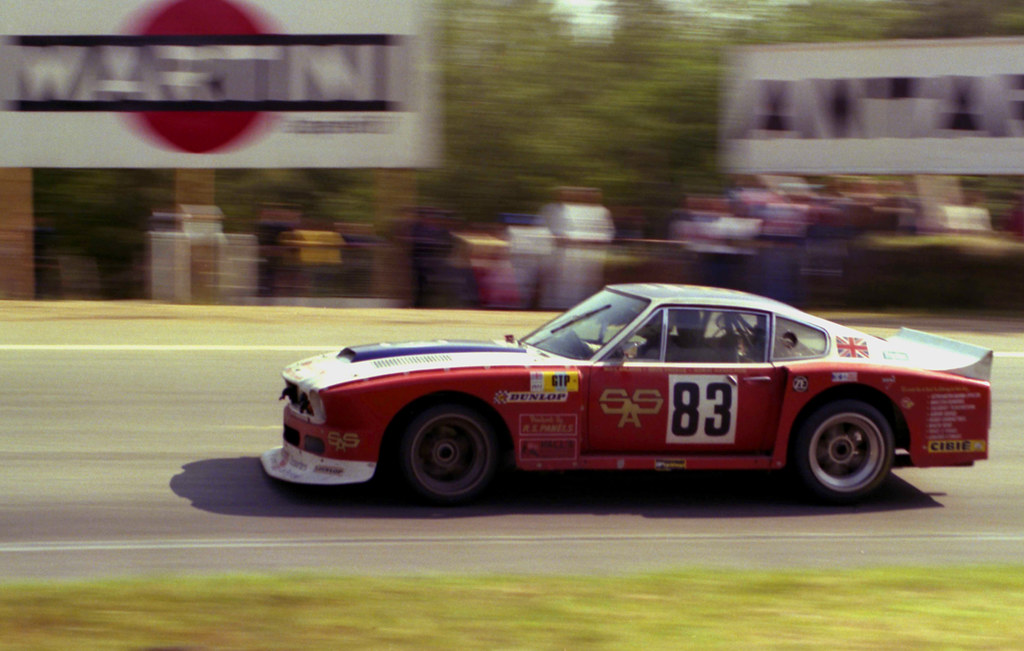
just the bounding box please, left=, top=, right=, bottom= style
left=2, top=567, right=1022, bottom=649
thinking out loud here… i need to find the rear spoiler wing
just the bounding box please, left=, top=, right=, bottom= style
left=886, top=328, right=993, bottom=382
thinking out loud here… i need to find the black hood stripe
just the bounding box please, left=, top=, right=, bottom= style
left=340, top=341, right=525, bottom=363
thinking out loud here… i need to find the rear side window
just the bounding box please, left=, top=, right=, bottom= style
left=773, top=317, right=828, bottom=360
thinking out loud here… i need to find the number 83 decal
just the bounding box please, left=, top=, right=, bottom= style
left=667, top=375, right=737, bottom=444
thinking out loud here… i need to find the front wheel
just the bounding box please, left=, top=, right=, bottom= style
left=399, top=404, right=499, bottom=505
left=790, top=400, right=894, bottom=504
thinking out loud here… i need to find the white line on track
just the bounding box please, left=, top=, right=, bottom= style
left=2, top=532, right=1023, bottom=554
left=0, top=345, right=335, bottom=352
left=1, top=345, right=1024, bottom=357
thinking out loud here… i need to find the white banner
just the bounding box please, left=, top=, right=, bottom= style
left=0, top=0, right=439, bottom=168
left=722, top=37, right=1024, bottom=174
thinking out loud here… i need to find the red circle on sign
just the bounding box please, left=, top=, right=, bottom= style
left=129, top=0, right=273, bottom=154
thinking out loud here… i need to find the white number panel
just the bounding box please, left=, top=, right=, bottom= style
left=666, top=375, right=737, bottom=445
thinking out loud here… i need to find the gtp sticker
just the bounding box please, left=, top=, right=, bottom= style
left=530, top=371, right=580, bottom=393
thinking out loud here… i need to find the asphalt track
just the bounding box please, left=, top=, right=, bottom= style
left=1, top=302, right=1023, bottom=580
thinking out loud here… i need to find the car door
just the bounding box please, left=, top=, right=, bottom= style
left=585, top=307, right=785, bottom=454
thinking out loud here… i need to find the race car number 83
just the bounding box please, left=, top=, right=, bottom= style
left=667, top=375, right=737, bottom=444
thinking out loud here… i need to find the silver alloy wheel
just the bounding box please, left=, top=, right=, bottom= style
left=791, top=399, right=895, bottom=503
left=807, top=412, right=886, bottom=493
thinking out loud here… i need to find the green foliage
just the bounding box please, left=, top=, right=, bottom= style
left=33, top=169, right=174, bottom=298
left=423, top=0, right=728, bottom=227
left=720, top=0, right=903, bottom=44
left=886, top=0, right=1022, bottom=38
left=214, top=169, right=375, bottom=231
left=2, top=568, right=1024, bottom=649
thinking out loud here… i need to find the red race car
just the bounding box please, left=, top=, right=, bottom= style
left=262, top=284, right=991, bottom=504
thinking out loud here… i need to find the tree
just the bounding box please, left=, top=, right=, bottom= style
left=423, top=0, right=727, bottom=228
left=886, top=0, right=1020, bottom=39
left=34, top=169, right=173, bottom=298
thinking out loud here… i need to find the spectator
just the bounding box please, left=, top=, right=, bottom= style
left=1004, top=193, right=1024, bottom=238
left=409, top=208, right=454, bottom=307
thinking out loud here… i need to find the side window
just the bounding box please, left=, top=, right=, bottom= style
left=665, top=309, right=712, bottom=362
left=773, top=317, right=828, bottom=360
left=611, top=312, right=664, bottom=361
left=666, top=309, right=767, bottom=364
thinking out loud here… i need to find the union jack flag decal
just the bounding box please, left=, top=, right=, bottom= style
left=836, top=336, right=870, bottom=359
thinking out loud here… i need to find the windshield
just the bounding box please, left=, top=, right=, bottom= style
left=522, top=289, right=650, bottom=360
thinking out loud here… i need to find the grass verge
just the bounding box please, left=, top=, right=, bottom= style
left=2, top=567, right=1022, bottom=650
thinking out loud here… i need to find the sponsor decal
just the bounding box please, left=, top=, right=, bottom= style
left=655, top=460, right=687, bottom=471
left=530, top=371, right=579, bottom=393
left=729, top=70, right=1024, bottom=145
left=666, top=375, right=738, bottom=445
left=836, top=336, right=870, bottom=359
left=328, top=431, right=360, bottom=452
left=927, top=439, right=986, bottom=454
left=792, top=376, right=808, bottom=392
left=274, top=448, right=290, bottom=469
left=884, top=351, right=910, bottom=361
left=287, top=456, right=308, bottom=472
left=901, top=397, right=915, bottom=410
left=925, top=391, right=982, bottom=437
left=519, top=414, right=578, bottom=436
left=290, top=358, right=329, bottom=379
left=495, top=391, right=569, bottom=405
left=520, top=438, right=577, bottom=460
left=599, top=388, right=664, bottom=428
left=6, top=0, right=413, bottom=154
left=832, top=371, right=858, bottom=383
left=903, top=386, right=983, bottom=394
left=314, top=465, right=344, bottom=475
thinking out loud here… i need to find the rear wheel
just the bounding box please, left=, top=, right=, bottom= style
left=791, top=400, right=894, bottom=504
left=399, top=404, right=499, bottom=505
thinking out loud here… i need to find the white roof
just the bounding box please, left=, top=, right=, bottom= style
left=609, top=284, right=811, bottom=319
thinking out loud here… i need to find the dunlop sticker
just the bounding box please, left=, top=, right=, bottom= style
left=495, top=391, right=568, bottom=405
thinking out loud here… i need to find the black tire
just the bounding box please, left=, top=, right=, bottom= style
left=399, top=404, right=499, bottom=505
left=790, top=400, right=894, bottom=504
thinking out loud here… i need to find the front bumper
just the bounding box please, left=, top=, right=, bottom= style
left=261, top=444, right=376, bottom=486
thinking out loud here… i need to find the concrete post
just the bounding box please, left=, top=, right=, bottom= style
left=372, top=169, right=416, bottom=301
left=175, top=169, right=215, bottom=207
left=0, top=169, right=35, bottom=299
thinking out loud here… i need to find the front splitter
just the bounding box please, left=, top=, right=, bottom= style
left=260, top=444, right=376, bottom=486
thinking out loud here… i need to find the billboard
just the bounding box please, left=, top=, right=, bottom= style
left=0, top=0, right=438, bottom=168
left=722, top=37, right=1024, bottom=175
